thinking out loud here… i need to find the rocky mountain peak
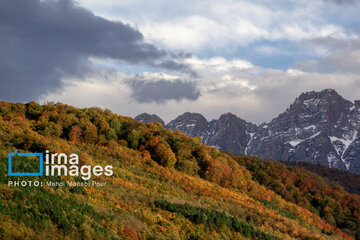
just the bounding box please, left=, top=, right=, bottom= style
left=205, top=113, right=257, bottom=154
left=165, top=112, right=208, bottom=136
left=273, top=89, right=354, bottom=134
left=215, top=113, right=240, bottom=128
left=134, top=113, right=165, bottom=127
left=298, top=88, right=340, bottom=100
left=179, top=112, right=207, bottom=121
left=247, top=89, right=360, bottom=174
left=215, top=112, right=257, bottom=132
left=219, top=112, right=238, bottom=120
left=292, top=89, right=352, bottom=112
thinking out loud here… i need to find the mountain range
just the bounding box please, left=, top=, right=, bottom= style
left=1, top=100, right=360, bottom=239
left=135, top=89, right=360, bottom=175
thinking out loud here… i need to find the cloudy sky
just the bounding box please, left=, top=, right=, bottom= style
left=1, top=0, right=360, bottom=124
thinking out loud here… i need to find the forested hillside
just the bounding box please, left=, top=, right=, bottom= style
left=282, top=161, right=360, bottom=195
left=0, top=101, right=359, bottom=240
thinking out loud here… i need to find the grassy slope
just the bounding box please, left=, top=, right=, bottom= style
left=0, top=101, right=359, bottom=240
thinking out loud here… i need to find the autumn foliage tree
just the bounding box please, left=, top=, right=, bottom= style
left=82, top=121, right=98, bottom=144
left=68, top=125, right=82, bottom=142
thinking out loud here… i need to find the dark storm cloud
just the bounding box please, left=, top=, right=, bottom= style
left=0, top=0, right=195, bottom=102
left=128, top=77, right=200, bottom=103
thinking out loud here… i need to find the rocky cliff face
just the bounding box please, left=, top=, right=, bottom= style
left=136, top=89, right=360, bottom=174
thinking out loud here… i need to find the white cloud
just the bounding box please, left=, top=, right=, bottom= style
left=286, top=68, right=305, bottom=76
left=76, top=0, right=359, bottom=52
left=141, top=16, right=224, bottom=50
left=280, top=24, right=347, bottom=41
left=185, top=56, right=253, bottom=75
